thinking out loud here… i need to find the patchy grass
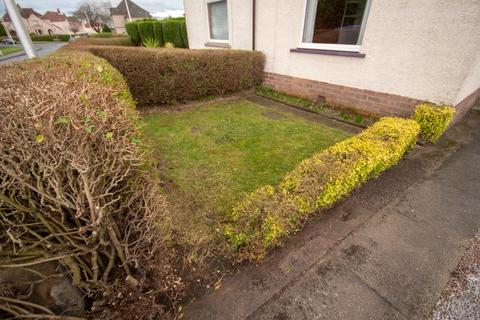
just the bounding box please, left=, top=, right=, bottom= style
left=0, top=47, right=23, bottom=56
left=143, top=100, right=351, bottom=218
left=256, top=85, right=378, bottom=127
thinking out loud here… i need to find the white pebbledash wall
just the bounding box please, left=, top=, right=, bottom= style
left=183, top=0, right=480, bottom=106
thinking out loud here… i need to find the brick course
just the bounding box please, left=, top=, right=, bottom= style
left=264, top=72, right=424, bottom=117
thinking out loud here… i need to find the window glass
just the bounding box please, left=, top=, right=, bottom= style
left=303, top=0, right=368, bottom=45
left=208, top=0, right=229, bottom=40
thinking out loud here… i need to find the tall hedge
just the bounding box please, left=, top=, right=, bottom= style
left=180, top=21, right=189, bottom=48
left=88, top=46, right=265, bottom=105
left=0, top=23, right=6, bottom=37
left=152, top=21, right=164, bottom=47
left=162, top=20, right=184, bottom=48
left=125, top=21, right=140, bottom=45
left=137, top=21, right=154, bottom=43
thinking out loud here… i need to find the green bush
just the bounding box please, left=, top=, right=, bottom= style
left=162, top=20, right=184, bottom=48
left=102, top=24, right=112, bottom=33
left=30, top=34, right=70, bottom=42
left=180, top=21, right=189, bottom=48
left=413, top=103, right=455, bottom=143
left=125, top=22, right=140, bottom=45
left=56, top=34, right=71, bottom=41
left=138, top=21, right=154, bottom=43
left=152, top=21, right=164, bottom=47
left=88, top=46, right=265, bottom=105
left=226, top=117, right=420, bottom=260
left=0, top=23, right=6, bottom=37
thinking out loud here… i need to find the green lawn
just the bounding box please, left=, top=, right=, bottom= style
left=0, top=47, right=23, bottom=56
left=143, top=100, right=351, bottom=218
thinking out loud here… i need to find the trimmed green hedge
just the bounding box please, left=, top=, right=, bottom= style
left=413, top=103, right=455, bottom=143
left=180, top=21, right=188, bottom=48
left=126, top=22, right=140, bottom=45
left=30, top=34, right=70, bottom=42
left=125, top=19, right=187, bottom=48
left=225, top=117, right=420, bottom=260
left=153, top=21, right=164, bottom=47
left=87, top=46, right=264, bottom=105
left=162, top=20, right=184, bottom=48
left=138, top=21, right=154, bottom=43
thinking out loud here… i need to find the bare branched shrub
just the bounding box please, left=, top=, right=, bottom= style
left=0, top=52, right=180, bottom=318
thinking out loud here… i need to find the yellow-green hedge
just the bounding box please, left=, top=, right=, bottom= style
left=413, top=103, right=455, bottom=143
left=225, top=117, right=420, bottom=260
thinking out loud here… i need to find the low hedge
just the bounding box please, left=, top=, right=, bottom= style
left=0, top=51, right=176, bottom=318
left=87, top=46, right=265, bottom=105
left=226, top=117, right=420, bottom=260
left=413, top=103, right=455, bottom=143
left=30, top=34, right=70, bottom=41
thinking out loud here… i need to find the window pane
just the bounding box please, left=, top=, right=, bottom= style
left=303, top=0, right=367, bottom=45
left=208, top=0, right=229, bottom=40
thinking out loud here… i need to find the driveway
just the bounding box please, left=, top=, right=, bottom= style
left=184, top=107, right=480, bottom=319
left=0, top=42, right=66, bottom=65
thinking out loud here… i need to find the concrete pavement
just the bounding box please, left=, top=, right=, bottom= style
left=0, top=42, right=66, bottom=65
left=184, top=107, right=480, bottom=320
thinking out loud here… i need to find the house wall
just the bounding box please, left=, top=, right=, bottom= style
left=112, top=15, right=126, bottom=33
left=184, top=0, right=480, bottom=116
left=184, top=0, right=252, bottom=50
left=48, top=20, right=71, bottom=34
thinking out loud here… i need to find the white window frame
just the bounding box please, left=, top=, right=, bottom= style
left=205, top=0, right=230, bottom=44
left=299, top=0, right=372, bottom=52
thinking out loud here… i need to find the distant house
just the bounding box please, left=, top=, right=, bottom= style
left=110, top=0, right=151, bottom=34
left=2, top=5, right=53, bottom=35
left=43, top=10, right=71, bottom=34
left=1, top=5, right=86, bottom=36
left=183, top=0, right=480, bottom=121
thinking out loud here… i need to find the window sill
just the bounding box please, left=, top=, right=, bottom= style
left=204, top=42, right=231, bottom=49
left=290, top=48, right=366, bottom=58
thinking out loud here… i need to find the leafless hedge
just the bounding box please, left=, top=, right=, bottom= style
left=0, top=52, right=179, bottom=318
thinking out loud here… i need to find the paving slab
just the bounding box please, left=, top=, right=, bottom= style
left=250, top=259, right=407, bottom=320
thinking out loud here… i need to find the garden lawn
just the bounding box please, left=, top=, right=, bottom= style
left=0, top=47, right=23, bottom=56
left=143, top=100, right=352, bottom=218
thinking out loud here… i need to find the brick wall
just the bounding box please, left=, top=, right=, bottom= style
left=264, top=72, right=424, bottom=117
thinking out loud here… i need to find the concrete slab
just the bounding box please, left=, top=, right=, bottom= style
left=395, top=180, right=480, bottom=246
left=335, top=211, right=465, bottom=320
left=250, top=259, right=407, bottom=320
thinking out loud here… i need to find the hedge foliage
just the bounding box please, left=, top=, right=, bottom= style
left=226, top=117, right=420, bottom=260
left=0, top=51, right=178, bottom=317
left=180, top=21, right=188, bottom=48
left=413, top=103, right=455, bottom=143
left=30, top=34, right=70, bottom=41
left=153, top=21, right=164, bottom=47
left=87, top=46, right=265, bottom=105
left=125, top=22, right=140, bottom=45
left=126, top=18, right=187, bottom=48
left=162, top=20, right=184, bottom=48
left=138, top=21, right=154, bottom=43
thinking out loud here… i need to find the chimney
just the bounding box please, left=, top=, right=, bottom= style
left=57, top=8, right=60, bottom=14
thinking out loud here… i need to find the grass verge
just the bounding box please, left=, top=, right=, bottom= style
left=256, top=85, right=377, bottom=127
left=0, top=47, right=23, bottom=56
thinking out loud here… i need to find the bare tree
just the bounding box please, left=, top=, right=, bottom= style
left=73, top=1, right=110, bottom=33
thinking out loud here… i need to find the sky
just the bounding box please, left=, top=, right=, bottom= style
left=0, top=0, right=184, bottom=18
